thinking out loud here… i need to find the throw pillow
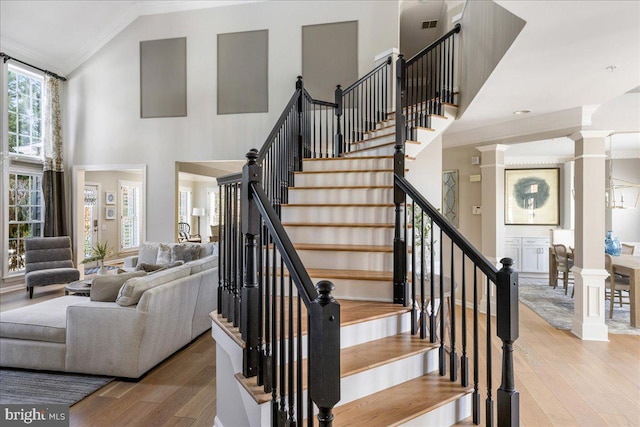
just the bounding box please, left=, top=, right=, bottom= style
left=138, top=242, right=160, bottom=265
left=90, top=271, right=147, bottom=302
left=184, top=244, right=201, bottom=262
left=171, top=243, right=188, bottom=263
left=156, top=243, right=171, bottom=265
left=135, top=263, right=168, bottom=273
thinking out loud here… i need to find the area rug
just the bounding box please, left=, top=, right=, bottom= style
left=519, top=278, right=639, bottom=335
left=0, top=369, right=114, bottom=405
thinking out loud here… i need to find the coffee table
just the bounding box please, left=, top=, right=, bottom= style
left=65, top=279, right=93, bottom=296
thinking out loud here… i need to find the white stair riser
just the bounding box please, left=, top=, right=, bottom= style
left=351, top=133, right=395, bottom=151
left=288, top=187, right=393, bottom=204
left=296, top=249, right=392, bottom=272
left=402, top=394, right=471, bottom=427
left=365, top=127, right=395, bottom=139
left=303, top=157, right=394, bottom=172
left=286, top=225, right=394, bottom=245
left=309, top=276, right=393, bottom=301
left=339, top=348, right=440, bottom=406
left=342, top=311, right=411, bottom=348
left=345, top=145, right=395, bottom=157
left=294, top=171, right=393, bottom=187
left=281, top=205, right=395, bottom=224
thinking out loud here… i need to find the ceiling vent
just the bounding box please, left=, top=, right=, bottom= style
left=421, top=20, right=438, bottom=29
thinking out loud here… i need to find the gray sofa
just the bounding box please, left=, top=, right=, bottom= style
left=0, top=243, right=218, bottom=378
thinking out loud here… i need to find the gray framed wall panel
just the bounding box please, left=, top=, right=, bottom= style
left=217, top=29, right=269, bottom=115
left=140, top=37, right=187, bottom=118
left=302, top=21, right=358, bottom=101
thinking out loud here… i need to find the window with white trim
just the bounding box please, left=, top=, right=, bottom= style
left=207, top=186, right=220, bottom=226
left=178, top=188, right=192, bottom=224
left=8, top=66, right=43, bottom=159
left=120, top=181, right=141, bottom=251
left=7, top=171, right=44, bottom=272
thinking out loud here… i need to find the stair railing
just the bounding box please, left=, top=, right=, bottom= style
left=337, top=56, right=393, bottom=155
left=393, top=23, right=519, bottom=426
left=217, top=78, right=341, bottom=426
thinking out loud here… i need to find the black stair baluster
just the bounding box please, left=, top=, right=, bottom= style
left=429, top=217, right=436, bottom=343
left=420, top=209, right=427, bottom=340
left=411, top=203, right=417, bottom=335
left=473, top=266, right=481, bottom=424
left=450, top=240, right=457, bottom=382
left=439, top=227, right=446, bottom=376
left=461, top=254, right=469, bottom=388
left=486, top=276, right=494, bottom=427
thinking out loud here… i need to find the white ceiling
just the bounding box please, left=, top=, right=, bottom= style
left=1, top=0, right=639, bottom=157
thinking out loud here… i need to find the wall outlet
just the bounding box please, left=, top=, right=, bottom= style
left=472, top=206, right=482, bottom=215
left=101, top=224, right=107, bottom=230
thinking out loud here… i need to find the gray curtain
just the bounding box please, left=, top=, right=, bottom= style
left=42, top=76, right=67, bottom=237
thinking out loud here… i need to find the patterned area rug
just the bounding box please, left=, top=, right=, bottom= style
left=0, top=369, right=114, bottom=405
left=519, top=279, right=639, bottom=335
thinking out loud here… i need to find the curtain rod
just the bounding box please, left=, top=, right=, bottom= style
left=1, top=52, right=67, bottom=81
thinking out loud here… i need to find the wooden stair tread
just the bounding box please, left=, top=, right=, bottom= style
left=305, top=267, right=393, bottom=281
left=236, top=332, right=436, bottom=405
left=290, top=185, right=392, bottom=190
left=294, top=243, right=393, bottom=253
left=332, top=373, right=472, bottom=427
left=294, top=169, right=392, bottom=175
left=347, top=140, right=420, bottom=154
left=283, top=222, right=394, bottom=228
left=283, top=203, right=394, bottom=208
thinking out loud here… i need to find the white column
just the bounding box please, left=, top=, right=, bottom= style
left=570, top=130, right=610, bottom=341
left=476, top=144, right=509, bottom=315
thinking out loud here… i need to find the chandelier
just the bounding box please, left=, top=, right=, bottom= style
left=606, top=134, right=640, bottom=209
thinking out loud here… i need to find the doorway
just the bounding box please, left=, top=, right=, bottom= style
left=83, top=183, right=100, bottom=259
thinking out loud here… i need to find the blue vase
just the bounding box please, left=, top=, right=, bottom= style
left=605, top=231, right=622, bottom=256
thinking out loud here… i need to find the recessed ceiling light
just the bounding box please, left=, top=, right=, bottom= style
left=606, top=65, right=618, bottom=72
left=513, top=109, right=531, bottom=115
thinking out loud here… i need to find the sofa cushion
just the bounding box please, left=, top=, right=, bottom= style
left=189, top=255, right=218, bottom=275
left=171, top=244, right=200, bottom=263
left=156, top=243, right=172, bottom=265
left=138, top=242, right=160, bottom=265
left=199, top=242, right=218, bottom=258
left=0, top=296, right=87, bottom=343
left=116, top=265, right=191, bottom=306
left=91, top=271, right=146, bottom=302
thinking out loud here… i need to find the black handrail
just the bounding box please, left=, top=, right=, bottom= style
left=251, top=182, right=317, bottom=306
left=257, top=89, right=302, bottom=162
left=395, top=174, right=498, bottom=281
left=217, top=172, right=242, bottom=186
left=406, top=23, right=461, bottom=66
left=342, top=56, right=392, bottom=94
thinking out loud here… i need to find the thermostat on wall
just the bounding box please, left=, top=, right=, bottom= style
left=472, top=206, right=482, bottom=215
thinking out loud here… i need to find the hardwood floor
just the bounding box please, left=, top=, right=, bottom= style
left=2, top=285, right=639, bottom=426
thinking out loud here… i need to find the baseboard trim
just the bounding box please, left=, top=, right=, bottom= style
left=0, top=284, right=25, bottom=294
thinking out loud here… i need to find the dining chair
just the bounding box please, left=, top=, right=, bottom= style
left=177, top=222, right=201, bottom=243
left=621, top=243, right=636, bottom=255
left=552, top=243, right=573, bottom=296
left=604, top=254, right=630, bottom=318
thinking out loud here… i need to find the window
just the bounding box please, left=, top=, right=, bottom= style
left=178, top=188, right=192, bottom=224
left=120, top=181, right=141, bottom=251
left=7, top=171, right=44, bottom=272
left=207, top=187, right=220, bottom=226
left=8, top=67, right=43, bottom=158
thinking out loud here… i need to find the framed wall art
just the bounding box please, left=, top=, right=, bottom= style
left=105, top=206, right=116, bottom=220
left=443, top=170, right=459, bottom=227
left=105, top=191, right=116, bottom=205
left=505, top=168, right=559, bottom=225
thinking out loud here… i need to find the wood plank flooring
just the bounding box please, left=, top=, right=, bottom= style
left=2, top=284, right=639, bottom=426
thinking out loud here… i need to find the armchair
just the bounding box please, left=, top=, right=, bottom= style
left=24, top=236, right=80, bottom=299
left=178, top=222, right=201, bottom=243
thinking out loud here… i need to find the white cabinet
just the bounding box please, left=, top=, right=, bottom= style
left=503, top=237, right=522, bottom=271
left=521, top=237, right=550, bottom=273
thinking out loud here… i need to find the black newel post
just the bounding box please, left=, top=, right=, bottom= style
left=296, top=76, right=304, bottom=171
left=241, top=149, right=262, bottom=378
left=334, top=85, right=343, bottom=156
left=393, top=54, right=408, bottom=306
left=496, top=257, right=520, bottom=427
left=309, top=280, right=341, bottom=427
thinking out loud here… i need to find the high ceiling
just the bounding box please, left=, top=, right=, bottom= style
left=1, top=0, right=639, bottom=153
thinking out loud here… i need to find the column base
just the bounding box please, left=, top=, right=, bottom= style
left=571, top=267, right=609, bottom=342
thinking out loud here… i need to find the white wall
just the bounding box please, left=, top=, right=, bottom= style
left=64, top=1, right=400, bottom=243
left=607, top=158, right=640, bottom=242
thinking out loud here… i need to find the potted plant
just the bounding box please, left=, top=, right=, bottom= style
left=81, top=241, right=113, bottom=275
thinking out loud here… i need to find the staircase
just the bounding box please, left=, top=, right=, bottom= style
left=212, top=23, right=520, bottom=427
